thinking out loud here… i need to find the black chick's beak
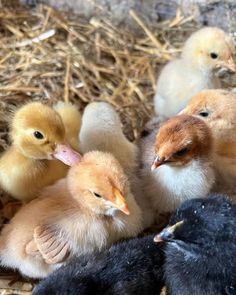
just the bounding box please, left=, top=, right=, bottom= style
left=154, top=220, right=184, bottom=243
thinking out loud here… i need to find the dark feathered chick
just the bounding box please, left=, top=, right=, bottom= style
left=33, top=235, right=165, bottom=295
left=155, top=194, right=236, bottom=295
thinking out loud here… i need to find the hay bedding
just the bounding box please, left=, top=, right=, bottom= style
left=0, top=1, right=235, bottom=293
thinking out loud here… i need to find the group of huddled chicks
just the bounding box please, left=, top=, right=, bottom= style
left=0, top=26, right=235, bottom=295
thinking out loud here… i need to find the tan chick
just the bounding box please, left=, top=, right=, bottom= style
left=54, top=101, right=81, bottom=151
left=182, top=89, right=236, bottom=188
left=140, top=114, right=215, bottom=213
left=0, top=151, right=142, bottom=279
left=154, top=27, right=236, bottom=117
left=0, top=102, right=79, bottom=202
left=79, top=102, right=155, bottom=228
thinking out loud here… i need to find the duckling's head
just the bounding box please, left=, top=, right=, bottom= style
left=182, top=27, right=236, bottom=72
left=10, top=102, right=76, bottom=162
left=67, top=151, right=130, bottom=216
left=152, top=114, right=212, bottom=170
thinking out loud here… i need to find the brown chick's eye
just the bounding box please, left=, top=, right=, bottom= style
left=210, top=52, right=218, bottom=59
left=199, top=111, right=209, bottom=117
left=93, top=192, right=102, bottom=198
left=174, top=148, right=188, bottom=157
left=33, top=131, right=44, bottom=140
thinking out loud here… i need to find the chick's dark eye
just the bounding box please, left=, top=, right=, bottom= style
left=93, top=192, right=102, bottom=198
left=210, top=52, right=218, bottom=59
left=199, top=111, right=209, bottom=117
left=174, top=148, right=189, bottom=157
left=33, top=131, right=44, bottom=139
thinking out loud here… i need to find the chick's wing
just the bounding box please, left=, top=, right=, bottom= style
left=26, top=224, right=70, bottom=264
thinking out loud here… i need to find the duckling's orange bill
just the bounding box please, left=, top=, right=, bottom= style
left=113, top=187, right=130, bottom=215
left=54, top=144, right=81, bottom=166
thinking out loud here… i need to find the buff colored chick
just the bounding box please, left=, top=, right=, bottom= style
left=154, top=27, right=236, bottom=117
left=0, top=151, right=142, bottom=279
left=140, top=114, right=215, bottom=213
left=0, top=102, right=79, bottom=202
left=54, top=101, right=81, bottom=151
left=79, top=102, right=155, bottom=228
left=182, top=89, right=236, bottom=189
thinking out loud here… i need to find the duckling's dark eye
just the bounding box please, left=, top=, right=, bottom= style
left=93, top=192, right=102, bottom=198
left=210, top=52, right=218, bottom=59
left=174, top=148, right=189, bottom=157
left=33, top=131, right=44, bottom=140
left=199, top=111, right=209, bottom=117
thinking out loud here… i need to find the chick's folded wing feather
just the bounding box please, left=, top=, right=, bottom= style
left=26, top=224, right=70, bottom=264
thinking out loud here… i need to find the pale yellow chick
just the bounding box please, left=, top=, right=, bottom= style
left=0, top=151, right=142, bottom=279
left=182, top=89, right=236, bottom=188
left=0, top=102, right=79, bottom=202
left=154, top=27, right=236, bottom=117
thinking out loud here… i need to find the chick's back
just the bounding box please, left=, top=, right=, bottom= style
left=33, top=235, right=165, bottom=295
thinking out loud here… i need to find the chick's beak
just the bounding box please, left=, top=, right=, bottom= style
left=113, top=187, right=130, bottom=215
left=219, top=56, right=236, bottom=72
left=154, top=220, right=184, bottom=243
left=151, top=155, right=165, bottom=171
left=53, top=144, right=81, bottom=166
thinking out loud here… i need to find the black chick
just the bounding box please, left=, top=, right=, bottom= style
left=155, top=194, right=236, bottom=295
left=33, top=235, right=165, bottom=295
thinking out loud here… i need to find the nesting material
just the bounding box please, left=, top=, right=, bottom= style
left=0, top=2, right=235, bottom=294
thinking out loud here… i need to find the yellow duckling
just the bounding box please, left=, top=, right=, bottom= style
left=0, top=102, right=80, bottom=202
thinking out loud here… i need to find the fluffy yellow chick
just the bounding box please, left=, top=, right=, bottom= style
left=182, top=89, right=236, bottom=188
left=0, top=102, right=79, bottom=202
left=54, top=101, right=81, bottom=151
left=0, top=151, right=142, bottom=279
left=140, top=115, right=215, bottom=213
left=154, top=27, right=236, bottom=117
left=79, top=102, right=155, bottom=228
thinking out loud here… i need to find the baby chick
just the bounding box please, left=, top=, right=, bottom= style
left=182, top=89, right=236, bottom=188
left=0, top=102, right=79, bottom=202
left=140, top=114, right=215, bottom=213
left=33, top=235, right=165, bottom=295
left=80, top=102, right=155, bottom=228
left=154, top=27, right=236, bottom=117
left=0, top=151, right=142, bottom=279
left=155, top=194, right=236, bottom=295
left=54, top=101, right=81, bottom=151
left=79, top=102, right=137, bottom=174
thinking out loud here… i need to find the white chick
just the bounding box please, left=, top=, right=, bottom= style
left=154, top=27, right=236, bottom=117
left=140, top=114, right=215, bottom=214
left=79, top=102, right=155, bottom=228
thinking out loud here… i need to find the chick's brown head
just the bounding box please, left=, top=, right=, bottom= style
left=10, top=102, right=67, bottom=160
left=67, top=151, right=130, bottom=216
left=152, top=114, right=212, bottom=169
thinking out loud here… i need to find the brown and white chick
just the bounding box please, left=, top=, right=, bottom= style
left=182, top=89, right=236, bottom=189
left=140, top=114, right=215, bottom=214
left=0, top=102, right=79, bottom=202
left=0, top=151, right=142, bottom=279
left=54, top=101, right=81, bottom=151
left=79, top=102, right=155, bottom=228
left=154, top=27, right=236, bottom=117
